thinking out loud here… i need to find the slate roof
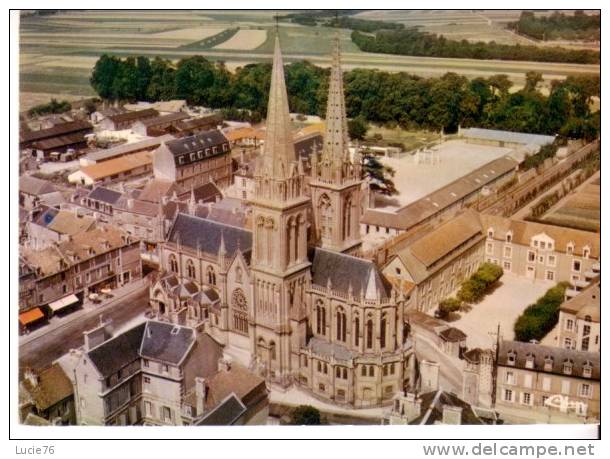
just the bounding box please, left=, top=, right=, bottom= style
left=138, top=178, right=177, bottom=203
left=31, top=132, right=88, bottom=152
left=197, top=393, right=246, bottom=426
left=461, top=128, right=555, bottom=147
left=177, top=181, right=222, bottom=204
left=175, top=114, right=222, bottom=132
left=498, top=340, right=600, bottom=380
left=310, top=247, right=392, bottom=299
left=87, top=187, right=122, bottom=205
left=167, top=213, right=252, bottom=258
left=140, top=321, right=195, bottom=365
left=163, top=130, right=229, bottom=165
left=308, top=337, right=357, bottom=362
left=410, top=390, right=489, bottom=425
left=87, top=323, right=146, bottom=378
left=439, top=327, right=467, bottom=343
left=19, top=176, right=57, bottom=196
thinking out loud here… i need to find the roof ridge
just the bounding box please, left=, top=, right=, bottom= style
left=175, top=212, right=250, bottom=233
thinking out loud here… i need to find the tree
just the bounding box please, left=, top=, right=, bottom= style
left=438, top=298, right=462, bottom=318
left=524, top=71, right=543, bottom=93
left=457, top=277, right=486, bottom=303
left=90, top=54, right=121, bottom=100
left=290, top=405, right=322, bottom=425
left=473, top=262, right=504, bottom=285
left=348, top=116, right=368, bottom=140
left=514, top=283, right=569, bottom=342
left=360, top=151, right=397, bottom=196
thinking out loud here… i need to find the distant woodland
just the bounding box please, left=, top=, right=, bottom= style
left=508, top=11, right=601, bottom=42
left=90, top=54, right=600, bottom=140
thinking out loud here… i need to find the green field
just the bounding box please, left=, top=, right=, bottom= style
left=19, top=10, right=600, bottom=110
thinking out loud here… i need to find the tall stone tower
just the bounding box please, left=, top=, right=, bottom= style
left=310, top=36, right=363, bottom=254
left=250, top=34, right=311, bottom=386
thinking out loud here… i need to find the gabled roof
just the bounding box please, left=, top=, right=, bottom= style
left=106, top=108, right=158, bottom=124
left=140, top=321, right=195, bottom=365
left=137, top=112, right=189, bottom=127
left=87, top=323, right=146, bottom=378
left=197, top=393, right=246, bottom=426
left=480, top=213, right=599, bottom=258
left=79, top=150, right=152, bottom=181
left=21, top=363, right=73, bottom=411
left=410, top=390, right=489, bottom=425
left=20, top=120, right=92, bottom=143
left=46, top=211, right=96, bottom=236
left=560, top=281, right=600, bottom=322
left=19, top=176, right=57, bottom=196
left=85, top=135, right=174, bottom=163
left=167, top=213, right=252, bottom=258
left=87, top=186, right=122, bottom=205
left=311, top=247, right=392, bottom=299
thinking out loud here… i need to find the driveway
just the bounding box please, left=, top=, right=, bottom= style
left=450, top=273, right=553, bottom=349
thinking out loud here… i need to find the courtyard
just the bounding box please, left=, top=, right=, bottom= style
left=377, top=139, right=512, bottom=210
left=450, top=272, right=554, bottom=349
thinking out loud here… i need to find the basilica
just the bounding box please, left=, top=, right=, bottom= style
left=150, top=34, right=417, bottom=408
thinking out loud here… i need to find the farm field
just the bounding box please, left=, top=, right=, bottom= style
left=19, top=10, right=600, bottom=108
left=541, top=173, right=600, bottom=232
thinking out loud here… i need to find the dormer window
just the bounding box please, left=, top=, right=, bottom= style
left=563, top=359, right=573, bottom=375
left=506, top=232, right=512, bottom=243
left=525, top=353, right=535, bottom=369
left=583, top=246, right=590, bottom=259
left=507, top=350, right=516, bottom=366
left=487, top=228, right=494, bottom=238
left=567, top=242, right=574, bottom=255
left=178, top=156, right=184, bottom=165
left=583, top=361, right=593, bottom=378
left=544, top=356, right=553, bottom=372
left=533, top=240, right=539, bottom=248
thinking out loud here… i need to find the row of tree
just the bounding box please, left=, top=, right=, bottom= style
left=351, top=28, right=600, bottom=64
left=508, top=11, right=600, bottom=42
left=90, top=54, right=600, bottom=138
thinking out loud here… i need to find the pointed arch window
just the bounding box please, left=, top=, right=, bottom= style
left=168, top=254, right=178, bottom=273
left=336, top=307, right=347, bottom=342
left=206, top=266, right=216, bottom=285
left=380, top=313, right=387, bottom=349
left=186, top=259, right=196, bottom=279
left=354, top=314, right=360, bottom=346
left=366, top=317, right=374, bottom=349
left=316, top=301, right=326, bottom=335
left=343, top=196, right=352, bottom=240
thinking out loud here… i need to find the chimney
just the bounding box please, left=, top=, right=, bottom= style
left=83, top=318, right=112, bottom=351
left=195, top=377, right=207, bottom=416
left=403, top=392, right=422, bottom=422
left=420, top=360, right=440, bottom=393
left=24, top=368, right=38, bottom=387
left=442, top=405, right=463, bottom=425
left=218, top=357, right=232, bottom=373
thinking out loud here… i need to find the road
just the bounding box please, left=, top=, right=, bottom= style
left=19, top=288, right=150, bottom=371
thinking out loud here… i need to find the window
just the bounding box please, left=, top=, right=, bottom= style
left=506, top=233, right=512, bottom=243
left=527, top=251, right=536, bottom=263
left=318, top=383, right=325, bottom=392
left=505, top=371, right=515, bottom=385
left=486, top=243, right=493, bottom=254
left=206, top=266, right=216, bottom=285
left=565, top=319, right=574, bottom=331
left=162, top=406, right=171, bottom=422
left=361, top=366, right=366, bottom=377
left=144, top=376, right=151, bottom=384
left=582, top=362, right=592, bottom=378
left=525, top=354, right=535, bottom=369
left=583, top=247, right=590, bottom=258
left=504, top=389, right=513, bottom=402
left=144, top=401, right=152, bottom=417
left=524, top=374, right=533, bottom=388
left=366, top=319, right=374, bottom=349
left=487, top=229, right=494, bottom=238
left=503, top=261, right=511, bottom=271
left=566, top=243, right=574, bottom=255
left=380, top=314, right=387, bottom=349
left=186, top=259, right=195, bottom=278
left=316, top=301, right=326, bottom=335
left=546, top=271, right=555, bottom=281
left=547, top=255, right=556, bottom=267
left=580, top=384, right=592, bottom=398
left=368, top=366, right=374, bottom=377
left=168, top=254, right=178, bottom=273
left=561, top=380, right=571, bottom=395
left=564, top=338, right=572, bottom=349
left=582, top=337, right=590, bottom=351
left=540, top=241, right=546, bottom=250
left=542, top=377, right=551, bottom=391
left=336, top=308, right=347, bottom=342
left=317, top=361, right=322, bottom=373
left=563, top=360, right=573, bottom=375
left=503, top=246, right=512, bottom=258
left=572, top=260, right=581, bottom=272
left=507, top=350, right=516, bottom=365
left=522, top=392, right=532, bottom=405
left=354, top=315, right=360, bottom=346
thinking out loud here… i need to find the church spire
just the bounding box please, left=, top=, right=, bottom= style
left=320, top=34, right=352, bottom=182
left=261, top=33, right=295, bottom=180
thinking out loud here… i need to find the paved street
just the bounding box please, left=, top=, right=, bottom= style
left=19, top=286, right=150, bottom=372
